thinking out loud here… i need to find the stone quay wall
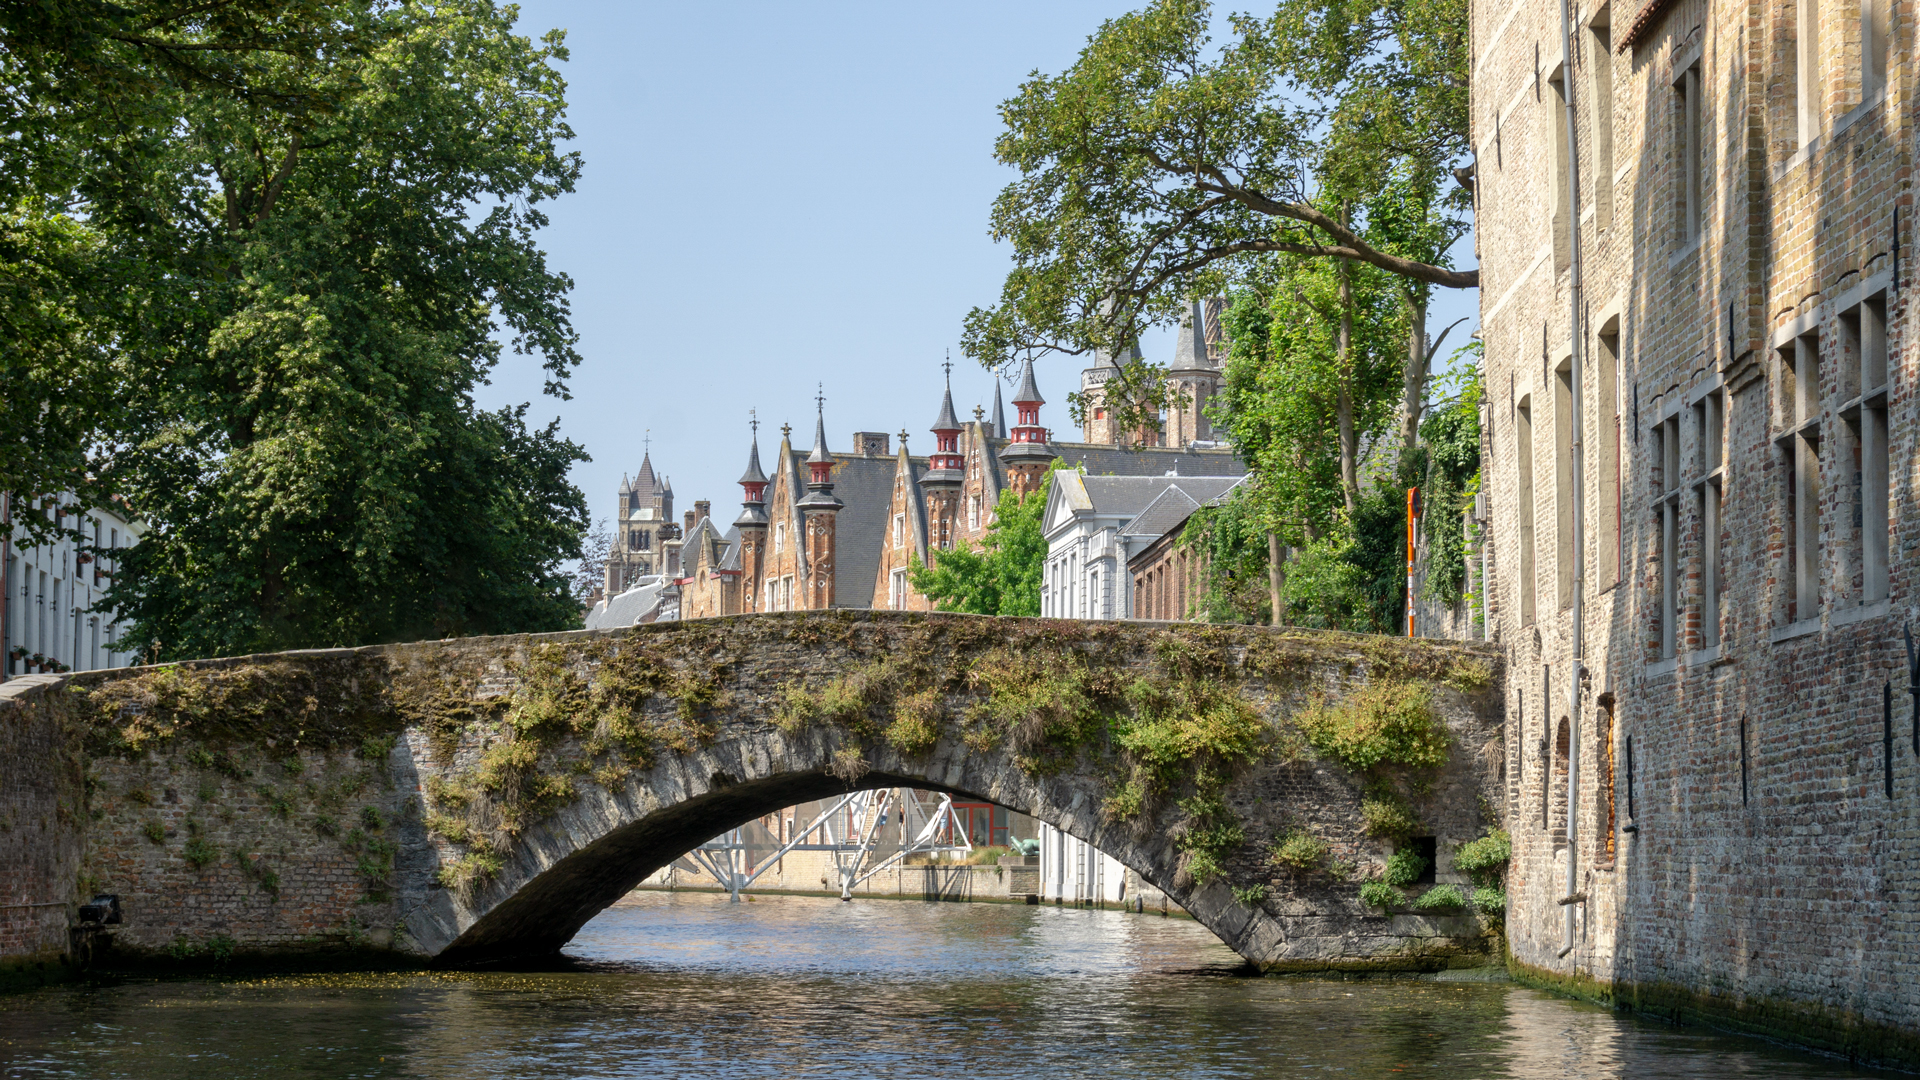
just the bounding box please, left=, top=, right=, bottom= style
left=1473, top=0, right=1920, bottom=1063
left=0, top=612, right=1504, bottom=978
left=0, top=675, right=86, bottom=988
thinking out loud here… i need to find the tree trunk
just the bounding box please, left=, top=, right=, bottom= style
left=1267, top=532, right=1287, bottom=626
left=1402, top=286, right=1429, bottom=459
left=1336, top=254, right=1359, bottom=514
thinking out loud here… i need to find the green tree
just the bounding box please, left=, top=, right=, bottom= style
left=961, top=0, right=1472, bottom=438
left=79, top=0, right=590, bottom=659
left=907, top=468, right=1059, bottom=617
left=0, top=2, right=379, bottom=533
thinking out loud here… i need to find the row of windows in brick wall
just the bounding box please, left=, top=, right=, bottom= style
left=1535, top=0, right=1889, bottom=267
left=1647, top=286, right=1894, bottom=658
left=1508, top=285, right=1895, bottom=658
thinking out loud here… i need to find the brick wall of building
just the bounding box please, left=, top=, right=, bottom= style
left=1476, top=0, right=1920, bottom=1060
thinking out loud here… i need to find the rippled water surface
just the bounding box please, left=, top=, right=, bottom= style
left=0, top=891, right=1901, bottom=1078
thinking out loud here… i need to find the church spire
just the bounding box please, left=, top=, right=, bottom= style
left=991, top=380, right=1008, bottom=439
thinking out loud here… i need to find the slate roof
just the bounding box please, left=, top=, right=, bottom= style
left=780, top=448, right=900, bottom=609
left=1049, top=440, right=1245, bottom=480
left=1120, top=476, right=1247, bottom=539
left=585, top=577, right=665, bottom=629
left=1078, top=475, right=1243, bottom=520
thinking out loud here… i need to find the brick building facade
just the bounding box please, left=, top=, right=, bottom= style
left=1476, top=0, right=1920, bottom=1057
left=673, top=351, right=1244, bottom=621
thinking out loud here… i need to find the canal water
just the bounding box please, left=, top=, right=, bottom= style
left=0, top=891, right=1902, bottom=1078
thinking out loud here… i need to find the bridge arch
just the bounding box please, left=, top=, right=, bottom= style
left=21, top=612, right=1504, bottom=974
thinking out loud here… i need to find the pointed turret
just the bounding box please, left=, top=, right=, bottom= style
left=796, top=396, right=843, bottom=513
left=635, top=452, right=658, bottom=492
left=735, top=425, right=770, bottom=529
left=1170, top=298, right=1208, bottom=373
left=991, top=382, right=1008, bottom=439
left=998, top=355, right=1057, bottom=495
left=920, top=367, right=965, bottom=493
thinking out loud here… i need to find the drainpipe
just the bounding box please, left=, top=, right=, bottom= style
left=1556, top=0, right=1588, bottom=961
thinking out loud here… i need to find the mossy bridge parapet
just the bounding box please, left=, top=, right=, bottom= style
left=0, top=612, right=1506, bottom=975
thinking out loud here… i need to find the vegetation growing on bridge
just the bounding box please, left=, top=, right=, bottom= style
left=63, top=613, right=1500, bottom=918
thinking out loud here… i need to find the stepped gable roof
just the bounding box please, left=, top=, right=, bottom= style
left=1013, top=356, right=1045, bottom=405
left=584, top=576, right=665, bottom=629
left=1120, top=476, right=1246, bottom=539
left=739, top=436, right=768, bottom=486
left=1171, top=299, right=1208, bottom=372
left=1050, top=441, right=1245, bottom=482
left=991, top=382, right=1008, bottom=438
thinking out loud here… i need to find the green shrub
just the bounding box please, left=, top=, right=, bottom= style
left=1412, top=884, right=1465, bottom=911
left=182, top=835, right=217, bottom=869
left=1359, top=880, right=1401, bottom=909
left=1452, top=829, right=1512, bottom=887
left=885, top=689, right=942, bottom=755
left=772, top=682, right=820, bottom=734
left=1299, top=681, right=1450, bottom=773
left=1269, top=831, right=1329, bottom=872
left=1232, top=883, right=1270, bottom=905
left=1383, top=847, right=1426, bottom=887
left=1471, top=886, right=1507, bottom=914
left=142, top=820, right=166, bottom=844
left=1362, top=794, right=1418, bottom=842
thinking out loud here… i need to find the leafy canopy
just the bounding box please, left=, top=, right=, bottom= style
left=3, top=0, right=593, bottom=658
left=962, top=0, right=1472, bottom=433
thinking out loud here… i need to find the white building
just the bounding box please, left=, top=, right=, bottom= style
left=4, top=495, right=142, bottom=676
left=1039, top=473, right=1243, bottom=620
left=1038, top=826, right=1130, bottom=906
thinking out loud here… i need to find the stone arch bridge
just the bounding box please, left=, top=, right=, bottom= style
left=0, top=612, right=1503, bottom=976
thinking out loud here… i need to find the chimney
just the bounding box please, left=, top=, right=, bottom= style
left=852, top=432, right=891, bottom=458
left=684, top=510, right=695, bottom=534
left=695, top=500, right=711, bottom=525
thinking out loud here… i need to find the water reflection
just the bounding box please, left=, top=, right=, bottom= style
left=0, top=892, right=1899, bottom=1079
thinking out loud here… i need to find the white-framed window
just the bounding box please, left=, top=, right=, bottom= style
left=890, top=568, right=909, bottom=609
left=968, top=495, right=981, bottom=531
left=774, top=523, right=785, bottom=554
left=893, top=513, right=905, bottom=547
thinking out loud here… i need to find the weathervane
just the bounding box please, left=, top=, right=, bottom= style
left=643, top=428, right=651, bottom=456
left=816, top=382, right=826, bottom=414
left=943, top=350, right=953, bottom=386
left=749, top=408, right=759, bottom=438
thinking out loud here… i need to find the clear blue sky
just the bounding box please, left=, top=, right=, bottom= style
left=475, top=1, right=1479, bottom=538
